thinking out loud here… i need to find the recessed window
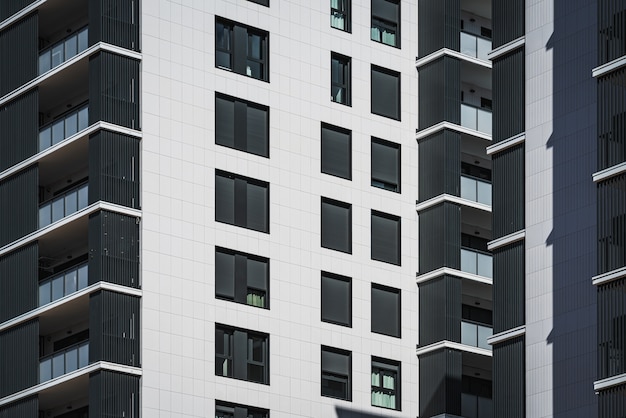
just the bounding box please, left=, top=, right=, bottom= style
left=371, top=211, right=401, bottom=265
left=321, top=123, right=351, bottom=180
left=371, top=284, right=400, bottom=337
left=321, top=198, right=352, bottom=253
left=215, top=325, right=269, bottom=384
left=215, top=17, right=269, bottom=81
left=216, top=401, right=269, bottom=418
left=371, top=138, right=400, bottom=192
left=331, top=0, right=351, bottom=32
left=215, top=247, right=269, bottom=309
left=215, top=170, right=269, bottom=233
left=371, top=0, right=400, bottom=47
left=371, top=357, right=400, bottom=410
left=215, top=94, right=269, bottom=157
left=321, top=346, right=352, bottom=401
left=331, top=53, right=351, bottom=105
left=371, top=65, right=400, bottom=120
left=321, top=272, right=351, bottom=327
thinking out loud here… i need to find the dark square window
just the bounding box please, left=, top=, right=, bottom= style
left=371, top=284, right=400, bottom=337
left=321, top=123, right=351, bottom=180
left=371, top=357, right=400, bottom=410
left=321, top=346, right=352, bottom=401
left=371, top=211, right=401, bottom=265
left=216, top=401, right=269, bottom=418
left=216, top=94, right=269, bottom=157
left=321, top=272, right=351, bottom=327
left=216, top=247, right=269, bottom=309
left=215, top=170, right=269, bottom=233
left=331, top=53, right=351, bottom=105
left=215, top=17, right=269, bottom=81
left=371, top=65, right=400, bottom=120
left=371, top=0, right=400, bottom=47
left=321, top=198, right=352, bottom=253
left=248, top=0, right=269, bottom=6
left=331, top=0, right=351, bottom=32
left=215, top=325, right=269, bottom=384
left=371, top=138, right=400, bottom=192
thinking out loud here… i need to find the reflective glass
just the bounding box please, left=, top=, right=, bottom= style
left=51, top=198, right=65, bottom=223
left=52, top=120, right=65, bottom=145
left=461, top=103, right=477, bottom=130
left=51, top=44, right=64, bottom=68
left=65, top=36, right=77, bottom=60
left=52, top=276, right=64, bottom=301
left=477, top=253, right=492, bottom=278
left=78, top=29, right=88, bottom=52
left=78, top=107, right=89, bottom=130
left=65, top=191, right=78, bottom=215
left=52, top=353, right=65, bottom=378
left=460, top=248, right=476, bottom=274
left=65, top=269, right=77, bottom=294
left=461, top=176, right=477, bottom=201
left=78, top=185, right=89, bottom=209
left=65, top=113, right=78, bottom=138
left=477, top=180, right=492, bottom=206
left=39, top=126, right=52, bottom=151
left=39, top=50, right=51, bottom=74
left=39, top=281, right=51, bottom=306
left=78, top=264, right=89, bottom=289
left=248, top=34, right=262, bottom=59
left=65, top=347, right=78, bottom=373
left=39, top=205, right=51, bottom=227
left=78, top=343, right=89, bottom=368
left=461, top=321, right=477, bottom=346
left=40, top=358, right=52, bottom=382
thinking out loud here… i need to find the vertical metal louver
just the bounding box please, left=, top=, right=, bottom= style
left=418, top=130, right=461, bottom=202
left=0, top=88, right=38, bottom=172
left=0, top=12, right=37, bottom=96
left=0, top=319, right=38, bottom=397
left=0, top=165, right=38, bottom=247
left=0, top=242, right=38, bottom=323
left=418, top=275, right=462, bottom=346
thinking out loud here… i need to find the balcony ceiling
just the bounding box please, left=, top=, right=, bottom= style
left=462, top=0, right=491, bottom=20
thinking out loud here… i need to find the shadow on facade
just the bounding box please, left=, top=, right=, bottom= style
left=335, top=406, right=398, bottom=418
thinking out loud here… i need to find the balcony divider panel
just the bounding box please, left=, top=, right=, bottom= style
left=599, top=384, right=626, bottom=417
left=492, top=49, right=525, bottom=143
left=418, top=129, right=460, bottom=202
left=492, top=0, right=524, bottom=48
left=0, top=0, right=36, bottom=22
left=89, top=0, right=140, bottom=52
left=89, top=370, right=140, bottom=418
left=0, top=319, right=38, bottom=397
left=89, top=290, right=140, bottom=367
left=492, top=144, right=525, bottom=238
left=88, top=211, right=139, bottom=288
left=418, top=202, right=461, bottom=274
left=598, top=67, right=626, bottom=170
left=0, top=242, right=38, bottom=323
left=0, top=165, right=38, bottom=247
left=418, top=0, right=460, bottom=58
left=0, top=396, right=38, bottom=418
left=418, top=274, right=461, bottom=346
left=493, top=335, right=525, bottom=418
left=89, top=130, right=140, bottom=209
left=0, top=88, right=38, bottom=172
left=492, top=240, right=525, bottom=333
left=598, top=0, right=626, bottom=66
left=418, top=56, right=460, bottom=130
left=418, top=348, right=462, bottom=417
left=597, top=173, right=626, bottom=274
left=0, top=13, right=37, bottom=97
left=598, top=277, right=626, bottom=380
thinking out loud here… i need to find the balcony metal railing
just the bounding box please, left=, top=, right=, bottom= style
left=460, top=247, right=492, bottom=278
left=461, top=392, right=493, bottom=418
left=461, top=175, right=492, bottom=206
left=39, top=262, right=89, bottom=307
left=39, top=26, right=89, bottom=75
left=39, top=103, right=89, bottom=152
left=39, top=341, right=89, bottom=383
left=461, top=103, right=492, bottom=135
left=460, top=31, right=492, bottom=61
left=461, top=320, right=492, bottom=350
left=39, top=183, right=89, bottom=228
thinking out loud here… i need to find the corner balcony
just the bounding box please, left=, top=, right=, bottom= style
left=461, top=247, right=492, bottom=278
left=461, top=174, right=491, bottom=206
left=461, top=102, right=492, bottom=136
left=460, top=31, right=491, bottom=61
left=39, top=182, right=89, bottom=228
left=39, top=26, right=89, bottom=76
left=39, top=261, right=89, bottom=307
left=39, top=102, right=89, bottom=152
left=461, top=320, right=492, bottom=350
left=39, top=340, right=89, bottom=383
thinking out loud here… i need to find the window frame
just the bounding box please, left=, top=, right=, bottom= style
left=331, top=53, right=351, bottom=106
left=321, top=346, right=352, bottom=401
left=371, top=137, right=400, bottom=192
left=321, top=197, right=352, bottom=254
left=215, top=247, right=270, bottom=309
left=371, top=210, right=401, bottom=265
left=321, top=123, right=352, bottom=180
left=215, top=400, right=269, bottom=418
left=371, top=0, right=400, bottom=48
left=371, top=357, right=401, bottom=410
left=215, top=93, right=269, bottom=158
left=321, top=271, right=352, bottom=327
left=215, top=324, right=270, bottom=385
left=215, top=19, right=233, bottom=71
left=371, top=284, right=401, bottom=338
left=215, top=17, right=269, bottom=82
left=331, top=0, right=351, bottom=32
left=371, top=65, right=401, bottom=120
left=215, top=170, right=269, bottom=233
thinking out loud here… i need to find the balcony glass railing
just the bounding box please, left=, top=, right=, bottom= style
left=461, top=392, right=493, bottom=418
left=39, top=262, right=89, bottom=307
left=39, top=183, right=89, bottom=228
left=460, top=247, right=492, bottom=278
left=460, top=31, right=492, bottom=61
left=461, top=175, right=492, bottom=206
left=39, top=104, right=89, bottom=152
left=39, top=341, right=89, bottom=383
left=461, top=320, right=492, bottom=350
left=461, top=103, right=492, bottom=135
left=39, top=27, right=89, bottom=75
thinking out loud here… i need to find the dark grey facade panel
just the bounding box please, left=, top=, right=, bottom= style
left=418, top=0, right=460, bottom=57
left=89, top=130, right=140, bottom=209
left=418, top=129, right=461, bottom=202
left=89, top=0, right=140, bottom=51
left=598, top=67, right=626, bottom=171
left=493, top=335, right=525, bottom=418
left=418, top=275, right=461, bottom=346
left=89, top=290, right=140, bottom=367
left=597, top=173, right=626, bottom=274
left=0, top=0, right=35, bottom=22
left=492, top=49, right=525, bottom=143
left=492, top=144, right=525, bottom=238
left=418, top=348, right=462, bottom=417
left=418, top=202, right=461, bottom=274
left=88, top=211, right=140, bottom=288
left=0, top=396, right=38, bottom=418
left=492, top=240, right=525, bottom=333
left=0, top=165, right=38, bottom=247
left=0, top=88, right=38, bottom=172
left=599, top=383, right=626, bottom=417
left=0, top=242, right=38, bottom=323
left=89, top=370, right=140, bottom=418
left=418, top=56, right=461, bottom=130
left=492, top=0, right=524, bottom=48
left=598, top=277, right=626, bottom=380
left=598, top=0, right=626, bottom=66
left=0, top=13, right=37, bottom=97
left=0, top=319, right=38, bottom=397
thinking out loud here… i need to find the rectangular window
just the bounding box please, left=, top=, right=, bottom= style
left=371, top=138, right=400, bottom=192
left=321, top=346, right=352, bottom=401
left=321, top=272, right=351, bottom=327
left=331, top=0, right=351, bottom=32
left=371, top=211, right=401, bottom=265
left=371, top=65, right=400, bottom=120
left=215, top=170, right=269, bottom=233
left=321, top=123, right=351, bottom=180
left=215, top=17, right=269, bottom=81
left=215, top=94, right=269, bottom=157
left=331, top=53, right=351, bottom=105
left=371, top=357, right=400, bottom=410
left=216, top=401, right=269, bottom=418
left=215, top=247, right=269, bottom=308
left=321, top=198, right=352, bottom=253
left=371, top=0, right=400, bottom=47
left=371, top=284, right=400, bottom=337
left=215, top=325, right=269, bottom=384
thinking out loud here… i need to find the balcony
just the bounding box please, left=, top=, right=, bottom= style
left=461, top=320, right=491, bottom=350
left=460, top=31, right=491, bottom=61
left=461, top=175, right=491, bottom=206
left=461, top=102, right=492, bottom=135
left=39, top=340, right=89, bottom=383
left=461, top=247, right=492, bottom=278
left=39, top=103, right=89, bottom=152
left=39, top=262, right=89, bottom=307
left=461, top=392, right=493, bottom=418
left=39, top=27, right=89, bottom=75
left=39, top=183, right=89, bottom=228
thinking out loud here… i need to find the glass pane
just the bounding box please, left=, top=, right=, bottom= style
left=477, top=253, right=493, bottom=278
left=461, top=321, right=477, bottom=346
left=216, top=23, right=231, bottom=50
left=477, top=180, right=492, bottom=206
left=78, top=343, right=89, bottom=368
left=246, top=61, right=262, bottom=78
left=216, top=51, right=231, bottom=69
left=64, top=269, right=77, bottom=295
left=477, top=37, right=492, bottom=61
left=52, top=120, right=65, bottom=145
left=322, top=374, right=348, bottom=399
left=51, top=197, right=64, bottom=222
left=78, top=184, right=89, bottom=209
left=461, top=103, right=477, bottom=130
left=40, top=358, right=52, bottom=382
left=65, top=35, right=77, bottom=60
left=247, top=363, right=264, bottom=382
left=332, top=86, right=345, bottom=103
left=246, top=182, right=268, bottom=232
left=78, top=264, right=89, bottom=289
left=381, top=29, right=396, bottom=46
left=39, top=281, right=51, bottom=306
left=461, top=32, right=476, bottom=57
left=460, top=248, right=476, bottom=274
left=477, top=107, right=492, bottom=135
left=39, top=205, right=51, bottom=228
left=78, top=107, right=89, bottom=130
left=51, top=44, right=64, bottom=68
left=65, top=190, right=78, bottom=215
left=248, top=34, right=262, bottom=59
left=331, top=12, right=345, bottom=30
left=461, top=176, right=477, bottom=201
left=65, top=347, right=78, bottom=373
left=65, top=112, right=78, bottom=138
left=39, top=50, right=51, bottom=74
left=78, top=28, right=88, bottom=52
left=478, top=324, right=492, bottom=350
left=371, top=26, right=381, bottom=42
left=52, top=352, right=65, bottom=378
left=52, top=276, right=64, bottom=301
left=39, top=126, right=52, bottom=152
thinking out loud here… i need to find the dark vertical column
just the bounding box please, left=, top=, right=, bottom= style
left=418, top=57, right=461, bottom=129
left=418, top=0, right=460, bottom=58
left=0, top=165, right=38, bottom=247
left=492, top=0, right=524, bottom=48
left=599, top=384, right=626, bottom=417
left=492, top=240, right=525, bottom=334
left=493, top=336, right=525, bottom=418
left=0, top=88, right=38, bottom=172
left=418, top=202, right=461, bottom=274
left=89, top=370, right=140, bottom=417
left=0, top=396, right=38, bottom=418
left=598, top=0, right=626, bottom=65
left=418, top=130, right=461, bottom=202
left=0, top=13, right=37, bottom=97
left=418, top=275, right=461, bottom=346
left=492, top=49, right=525, bottom=144
left=89, top=0, right=140, bottom=51
left=0, top=242, right=38, bottom=323
left=418, top=348, right=462, bottom=417
left=0, top=319, right=38, bottom=397
left=597, top=68, right=626, bottom=171
left=492, top=144, right=525, bottom=237
left=233, top=329, right=247, bottom=380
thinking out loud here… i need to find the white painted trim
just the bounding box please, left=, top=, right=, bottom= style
left=592, top=56, right=626, bottom=78
left=488, top=230, right=525, bottom=251
left=486, top=132, right=526, bottom=155
left=592, top=266, right=626, bottom=286
left=416, top=340, right=492, bottom=357
left=416, top=48, right=492, bottom=69
left=416, top=193, right=491, bottom=213
left=487, top=325, right=525, bottom=345
left=488, top=37, right=525, bottom=60
left=0, top=1, right=46, bottom=32
left=592, top=161, right=626, bottom=183
left=594, top=373, right=626, bottom=392
left=416, top=121, right=492, bottom=142
left=416, top=267, right=492, bottom=286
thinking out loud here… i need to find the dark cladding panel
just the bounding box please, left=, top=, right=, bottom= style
left=597, top=173, right=626, bottom=275
left=0, top=88, right=38, bottom=172
left=89, top=370, right=140, bottom=417
left=0, top=396, right=38, bottom=418
left=89, top=0, right=140, bottom=51
left=492, top=0, right=524, bottom=48
left=598, top=67, right=626, bottom=171
left=0, top=319, right=38, bottom=397
left=418, top=275, right=461, bottom=346
left=598, top=0, right=626, bottom=66
left=418, top=130, right=461, bottom=202
left=418, top=56, right=460, bottom=130
left=493, top=336, right=525, bottom=418
left=599, top=384, right=626, bottom=417
left=0, top=165, right=38, bottom=247
left=598, top=277, right=626, bottom=380
left=0, top=242, right=38, bottom=323
left=492, top=48, right=525, bottom=143
left=492, top=144, right=525, bottom=238
left=419, top=348, right=462, bottom=417
left=0, top=0, right=36, bottom=22
left=0, top=13, right=38, bottom=97
left=493, top=240, right=525, bottom=333
left=418, top=0, right=460, bottom=57
left=419, top=202, right=461, bottom=274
